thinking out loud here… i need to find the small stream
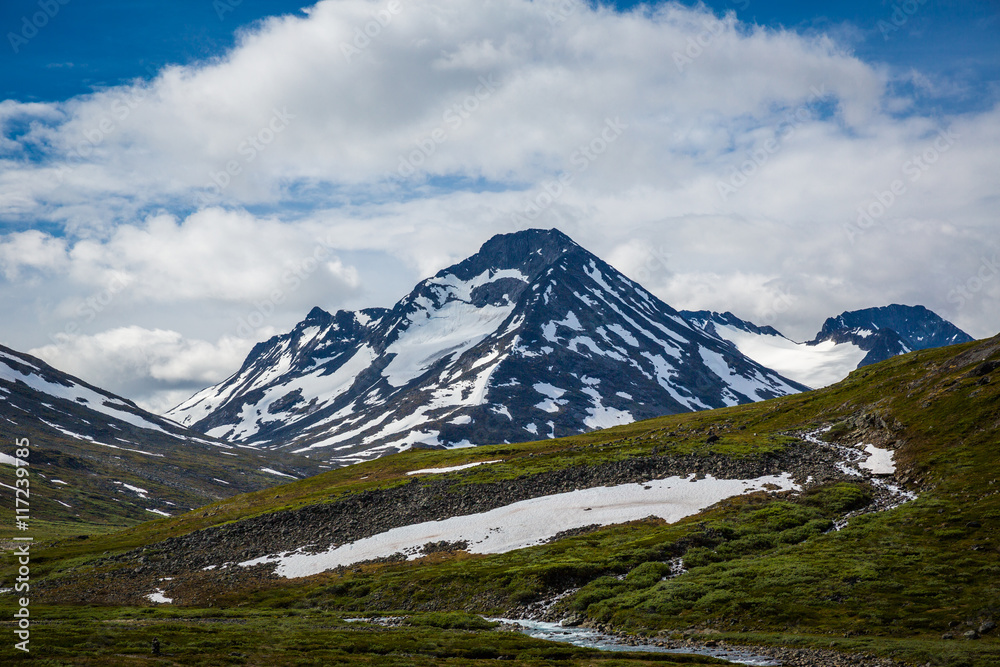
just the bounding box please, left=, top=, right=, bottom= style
left=800, top=427, right=916, bottom=529
left=493, top=619, right=781, bottom=666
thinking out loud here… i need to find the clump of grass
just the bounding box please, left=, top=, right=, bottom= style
left=821, top=421, right=851, bottom=442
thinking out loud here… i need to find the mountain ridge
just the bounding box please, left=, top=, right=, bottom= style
left=681, top=303, right=972, bottom=388
left=169, top=229, right=808, bottom=466
left=0, top=342, right=318, bottom=528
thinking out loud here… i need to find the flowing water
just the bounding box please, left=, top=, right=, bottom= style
left=493, top=619, right=781, bottom=666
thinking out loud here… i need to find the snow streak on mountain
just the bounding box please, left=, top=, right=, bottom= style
left=682, top=305, right=973, bottom=389
left=169, top=229, right=807, bottom=466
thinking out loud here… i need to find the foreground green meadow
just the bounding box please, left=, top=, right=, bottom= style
left=4, top=335, right=999, bottom=665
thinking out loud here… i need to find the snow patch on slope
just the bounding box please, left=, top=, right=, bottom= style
left=406, top=460, right=502, bottom=475
left=858, top=444, right=896, bottom=474
left=534, top=383, right=568, bottom=413
left=382, top=271, right=521, bottom=388
left=581, top=386, right=631, bottom=429
left=238, top=473, right=800, bottom=578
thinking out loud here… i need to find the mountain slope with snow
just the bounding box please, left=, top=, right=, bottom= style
left=682, top=310, right=867, bottom=389
left=682, top=305, right=972, bottom=389
left=170, top=229, right=808, bottom=466
left=0, top=344, right=317, bottom=525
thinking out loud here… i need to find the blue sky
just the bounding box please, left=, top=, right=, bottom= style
left=0, top=0, right=998, bottom=411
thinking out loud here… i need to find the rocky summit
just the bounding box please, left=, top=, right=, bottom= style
left=809, top=304, right=974, bottom=367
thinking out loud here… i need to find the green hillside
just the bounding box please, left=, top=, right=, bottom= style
left=3, top=334, right=999, bottom=666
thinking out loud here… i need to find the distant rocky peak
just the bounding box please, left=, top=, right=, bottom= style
left=813, top=304, right=973, bottom=351
left=303, top=306, right=333, bottom=323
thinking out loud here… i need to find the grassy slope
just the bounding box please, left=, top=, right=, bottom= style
left=4, top=335, right=1000, bottom=665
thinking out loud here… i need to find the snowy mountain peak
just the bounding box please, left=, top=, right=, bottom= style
left=680, top=310, right=786, bottom=339
left=813, top=304, right=973, bottom=352
left=452, top=228, right=579, bottom=278
left=169, top=229, right=808, bottom=467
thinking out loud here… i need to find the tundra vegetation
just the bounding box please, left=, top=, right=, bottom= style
left=3, top=336, right=999, bottom=665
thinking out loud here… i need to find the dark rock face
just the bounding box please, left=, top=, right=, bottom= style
left=811, top=304, right=974, bottom=367
left=815, top=304, right=973, bottom=349
left=170, top=229, right=807, bottom=466
left=818, top=327, right=911, bottom=368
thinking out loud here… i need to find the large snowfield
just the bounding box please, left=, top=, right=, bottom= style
left=707, top=324, right=869, bottom=389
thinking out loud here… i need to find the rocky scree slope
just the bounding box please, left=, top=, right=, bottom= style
left=41, top=440, right=869, bottom=606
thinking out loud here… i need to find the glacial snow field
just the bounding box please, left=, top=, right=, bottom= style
left=700, top=323, right=868, bottom=389
left=15, top=334, right=1000, bottom=667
